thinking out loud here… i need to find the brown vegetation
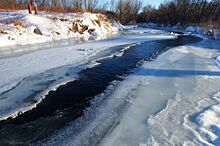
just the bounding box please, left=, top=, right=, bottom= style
left=0, top=0, right=219, bottom=28
left=71, top=19, right=89, bottom=34
left=114, top=0, right=142, bottom=24
left=0, top=29, right=8, bottom=34
left=0, top=0, right=100, bottom=13
left=13, top=20, right=23, bottom=26
left=138, top=0, right=220, bottom=28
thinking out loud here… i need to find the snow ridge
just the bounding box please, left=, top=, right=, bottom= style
left=0, top=10, right=123, bottom=47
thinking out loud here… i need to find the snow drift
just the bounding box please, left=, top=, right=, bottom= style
left=0, top=10, right=123, bottom=47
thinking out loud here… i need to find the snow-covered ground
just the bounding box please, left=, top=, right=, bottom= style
left=0, top=10, right=123, bottom=47
left=41, top=33, right=220, bottom=146
left=0, top=27, right=174, bottom=121
left=143, top=23, right=220, bottom=40
left=99, top=39, right=220, bottom=146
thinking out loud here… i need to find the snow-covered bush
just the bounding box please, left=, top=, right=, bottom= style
left=0, top=11, right=123, bottom=47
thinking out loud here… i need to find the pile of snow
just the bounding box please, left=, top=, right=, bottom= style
left=125, top=27, right=167, bottom=35
left=124, top=25, right=138, bottom=29
left=212, top=29, right=220, bottom=40
left=215, top=56, right=220, bottom=68
left=185, top=26, right=220, bottom=40
left=196, top=102, right=220, bottom=145
left=0, top=10, right=123, bottom=47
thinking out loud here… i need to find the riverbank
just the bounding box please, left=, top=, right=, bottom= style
left=98, top=38, right=220, bottom=146
left=0, top=10, right=123, bottom=47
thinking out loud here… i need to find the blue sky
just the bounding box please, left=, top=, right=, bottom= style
left=143, top=0, right=165, bottom=7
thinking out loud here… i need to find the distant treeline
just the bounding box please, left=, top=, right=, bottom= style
left=138, top=0, right=220, bottom=27
left=0, top=0, right=102, bottom=12
left=0, top=0, right=219, bottom=27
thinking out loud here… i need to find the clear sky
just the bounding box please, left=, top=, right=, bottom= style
left=143, top=0, right=165, bottom=8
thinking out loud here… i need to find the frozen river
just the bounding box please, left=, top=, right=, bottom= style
left=1, top=27, right=220, bottom=146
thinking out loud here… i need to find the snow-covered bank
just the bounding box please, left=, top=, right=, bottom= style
left=98, top=39, right=220, bottom=146
left=185, top=26, right=220, bottom=40
left=215, top=56, right=220, bottom=69
left=0, top=10, right=123, bottom=47
left=0, top=28, right=174, bottom=122
left=142, top=23, right=220, bottom=40
left=195, top=92, right=220, bottom=146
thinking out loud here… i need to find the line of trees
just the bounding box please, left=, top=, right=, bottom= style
left=138, top=0, right=220, bottom=27
left=0, top=0, right=142, bottom=24
left=0, top=0, right=219, bottom=27
left=0, top=0, right=101, bottom=12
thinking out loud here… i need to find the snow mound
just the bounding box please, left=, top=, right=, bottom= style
left=195, top=92, right=220, bottom=146
left=196, top=105, right=220, bottom=145
left=124, top=25, right=138, bottom=29
left=215, top=56, right=220, bottom=68
left=0, top=11, right=123, bottom=47
left=24, top=15, right=54, bottom=36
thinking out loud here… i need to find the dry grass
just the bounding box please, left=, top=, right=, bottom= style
left=0, top=29, right=8, bottom=34
left=71, top=19, right=89, bottom=34
left=0, top=3, right=26, bottom=11
left=94, top=20, right=101, bottom=27
left=96, top=14, right=114, bottom=33
left=201, top=20, right=220, bottom=29
left=13, top=20, right=23, bottom=27
left=70, top=14, right=114, bottom=35
left=0, top=3, right=86, bottom=14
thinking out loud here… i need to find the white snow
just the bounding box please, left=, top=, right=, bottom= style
left=215, top=56, right=220, bottom=68
left=0, top=10, right=123, bottom=47
left=104, top=39, right=220, bottom=146
left=186, top=26, right=203, bottom=34
left=185, top=26, right=220, bottom=40
left=196, top=105, right=220, bottom=140
left=124, top=25, right=138, bottom=29
left=98, top=39, right=220, bottom=146
left=195, top=91, right=220, bottom=146
left=126, top=27, right=165, bottom=35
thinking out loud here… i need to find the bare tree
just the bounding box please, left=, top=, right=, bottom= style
left=73, top=0, right=83, bottom=9
left=115, top=0, right=142, bottom=24
left=83, top=0, right=99, bottom=12
left=110, top=0, right=116, bottom=12
left=51, top=0, right=60, bottom=7
left=138, top=0, right=220, bottom=28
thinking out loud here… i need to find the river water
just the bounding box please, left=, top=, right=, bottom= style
left=0, top=35, right=202, bottom=146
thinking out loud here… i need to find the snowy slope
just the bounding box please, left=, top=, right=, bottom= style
left=0, top=10, right=123, bottom=47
